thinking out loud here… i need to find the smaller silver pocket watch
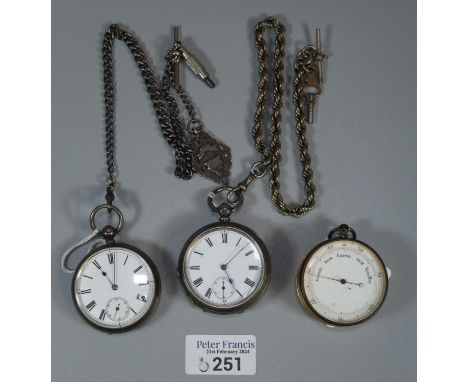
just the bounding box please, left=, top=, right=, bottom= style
left=64, top=205, right=161, bottom=333
left=296, top=224, right=389, bottom=326
left=178, top=188, right=271, bottom=314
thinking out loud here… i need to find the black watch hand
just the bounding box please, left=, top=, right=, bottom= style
left=312, top=274, right=363, bottom=287
left=101, top=270, right=114, bottom=287
left=222, top=268, right=243, bottom=297
left=113, top=254, right=117, bottom=286
left=222, top=242, right=251, bottom=268
left=345, top=280, right=363, bottom=287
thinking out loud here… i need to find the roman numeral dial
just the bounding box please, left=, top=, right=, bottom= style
left=73, top=246, right=159, bottom=331
left=181, top=224, right=270, bottom=312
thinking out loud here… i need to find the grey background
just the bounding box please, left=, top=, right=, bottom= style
left=52, top=0, right=416, bottom=381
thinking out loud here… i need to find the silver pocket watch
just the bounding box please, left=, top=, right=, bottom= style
left=178, top=217, right=271, bottom=314
left=64, top=205, right=161, bottom=332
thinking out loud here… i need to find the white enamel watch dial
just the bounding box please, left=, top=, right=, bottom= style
left=297, top=226, right=388, bottom=326
left=178, top=222, right=270, bottom=313
left=73, top=244, right=159, bottom=331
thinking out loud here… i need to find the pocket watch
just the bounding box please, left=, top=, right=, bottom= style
left=72, top=241, right=160, bottom=332
left=63, top=205, right=161, bottom=332
left=296, top=224, right=389, bottom=326
left=178, top=215, right=271, bottom=314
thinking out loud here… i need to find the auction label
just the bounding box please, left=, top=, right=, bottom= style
left=185, top=335, right=256, bottom=375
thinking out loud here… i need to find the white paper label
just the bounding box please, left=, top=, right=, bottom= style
left=185, top=335, right=256, bottom=375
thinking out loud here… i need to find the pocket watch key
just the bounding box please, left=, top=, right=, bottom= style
left=171, top=25, right=231, bottom=184
left=301, top=28, right=327, bottom=124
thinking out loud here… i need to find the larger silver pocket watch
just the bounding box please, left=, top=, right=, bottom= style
left=178, top=189, right=271, bottom=314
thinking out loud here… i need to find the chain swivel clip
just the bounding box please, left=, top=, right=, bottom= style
left=229, top=160, right=268, bottom=196
left=105, top=175, right=116, bottom=211
left=207, top=160, right=269, bottom=222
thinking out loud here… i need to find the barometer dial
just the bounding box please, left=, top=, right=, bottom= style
left=297, top=225, right=388, bottom=326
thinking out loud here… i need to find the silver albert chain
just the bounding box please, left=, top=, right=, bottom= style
left=61, top=24, right=230, bottom=331
left=102, top=24, right=231, bottom=185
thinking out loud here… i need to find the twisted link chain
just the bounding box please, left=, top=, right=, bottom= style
left=252, top=17, right=317, bottom=217
left=102, top=24, right=201, bottom=197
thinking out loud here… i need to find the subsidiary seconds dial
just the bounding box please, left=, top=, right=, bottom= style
left=178, top=222, right=271, bottom=313
left=73, top=244, right=160, bottom=331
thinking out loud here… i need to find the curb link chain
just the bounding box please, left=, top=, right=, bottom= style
left=102, top=24, right=204, bottom=205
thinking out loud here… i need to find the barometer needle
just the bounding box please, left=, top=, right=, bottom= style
left=311, top=274, right=363, bottom=287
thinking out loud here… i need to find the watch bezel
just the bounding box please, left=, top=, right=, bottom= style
left=177, top=221, right=271, bottom=314
left=296, top=237, right=389, bottom=327
left=71, top=242, right=161, bottom=333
